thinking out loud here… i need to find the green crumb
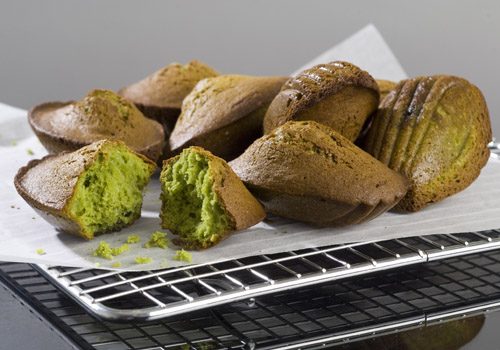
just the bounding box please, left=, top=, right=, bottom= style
left=93, top=241, right=130, bottom=260
left=173, top=249, right=192, bottom=263
left=36, top=248, right=46, bottom=255
left=144, top=231, right=169, bottom=249
left=93, top=241, right=113, bottom=260
left=111, top=243, right=129, bottom=256
left=27, top=148, right=34, bottom=155
left=126, top=234, right=141, bottom=244
left=111, top=261, right=122, bottom=268
left=95, top=262, right=101, bottom=268
left=135, top=256, right=152, bottom=264
left=11, top=140, right=17, bottom=146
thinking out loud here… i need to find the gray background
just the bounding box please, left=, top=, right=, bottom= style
left=0, top=0, right=499, bottom=136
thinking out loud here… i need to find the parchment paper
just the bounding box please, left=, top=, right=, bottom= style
left=1, top=24, right=498, bottom=271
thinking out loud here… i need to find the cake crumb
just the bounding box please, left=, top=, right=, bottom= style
left=95, top=262, right=101, bottom=268
left=93, top=241, right=129, bottom=260
left=126, top=234, right=141, bottom=244
left=173, top=249, right=192, bottom=263
left=36, top=248, right=46, bottom=255
left=11, top=140, right=17, bottom=146
left=111, top=243, right=129, bottom=256
left=111, top=261, right=122, bottom=268
left=144, top=231, right=169, bottom=249
left=93, top=241, right=113, bottom=260
left=135, top=256, right=152, bottom=264
left=27, top=148, right=34, bottom=156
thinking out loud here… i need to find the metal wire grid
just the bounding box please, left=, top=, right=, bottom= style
left=3, top=247, right=500, bottom=349
left=34, top=229, right=500, bottom=322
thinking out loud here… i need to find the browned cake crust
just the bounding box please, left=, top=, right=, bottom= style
left=118, top=60, right=219, bottom=152
left=263, top=61, right=379, bottom=141
left=29, top=90, right=165, bottom=162
left=14, top=140, right=156, bottom=238
left=206, top=150, right=267, bottom=232
left=169, top=75, right=288, bottom=160
left=119, top=60, right=219, bottom=110
left=230, top=121, right=408, bottom=226
left=363, top=75, right=492, bottom=211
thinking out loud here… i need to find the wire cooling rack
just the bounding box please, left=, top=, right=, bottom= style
left=36, top=230, right=500, bottom=322
left=3, top=248, right=500, bottom=349
left=33, top=142, right=500, bottom=322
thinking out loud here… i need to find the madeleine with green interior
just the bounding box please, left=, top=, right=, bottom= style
left=160, top=146, right=265, bottom=249
left=362, top=75, right=492, bottom=211
left=14, top=140, right=156, bottom=239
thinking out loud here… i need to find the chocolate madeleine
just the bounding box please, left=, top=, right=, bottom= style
left=160, top=146, right=265, bottom=249
left=29, top=89, right=165, bottom=162
left=169, top=75, right=288, bottom=161
left=230, top=121, right=408, bottom=226
left=14, top=140, right=156, bottom=240
left=263, top=61, right=379, bottom=141
left=363, top=75, right=492, bottom=211
left=118, top=60, right=218, bottom=137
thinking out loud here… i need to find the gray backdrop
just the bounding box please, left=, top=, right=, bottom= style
left=0, top=0, right=499, bottom=136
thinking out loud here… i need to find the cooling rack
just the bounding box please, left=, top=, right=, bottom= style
left=33, top=142, right=500, bottom=322
left=35, top=230, right=500, bottom=322
left=3, top=248, right=500, bottom=349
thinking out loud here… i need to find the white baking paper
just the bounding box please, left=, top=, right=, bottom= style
left=0, top=24, right=498, bottom=271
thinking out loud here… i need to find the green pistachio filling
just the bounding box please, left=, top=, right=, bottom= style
left=160, top=149, right=230, bottom=249
left=66, top=144, right=153, bottom=239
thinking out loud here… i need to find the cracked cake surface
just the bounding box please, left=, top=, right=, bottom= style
left=230, top=121, right=408, bottom=226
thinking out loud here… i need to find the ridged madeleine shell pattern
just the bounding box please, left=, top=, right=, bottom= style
left=263, top=61, right=379, bottom=141
left=363, top=75, right=492, bottom=211
left=230, top=121, right=409, bottom=226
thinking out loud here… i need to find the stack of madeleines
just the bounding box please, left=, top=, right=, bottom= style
left=15, top=60, right=492, bottom=250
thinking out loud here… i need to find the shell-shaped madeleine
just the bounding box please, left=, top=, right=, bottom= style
left=169, top=75, right=287, bottom=161
left=263, top=61, right=379, bottom=141
left=363, top=75, right=492, bottom=211
left=119, top=60, right=219, bottom=110
left=29, top=89, right=165, bottom=162
left=230, top=121, right=408, bottom=226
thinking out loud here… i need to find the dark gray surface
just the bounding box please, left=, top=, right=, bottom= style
left=0, top=282, right=76, bottom=350
left=0, top=0, right=499, bottom=136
